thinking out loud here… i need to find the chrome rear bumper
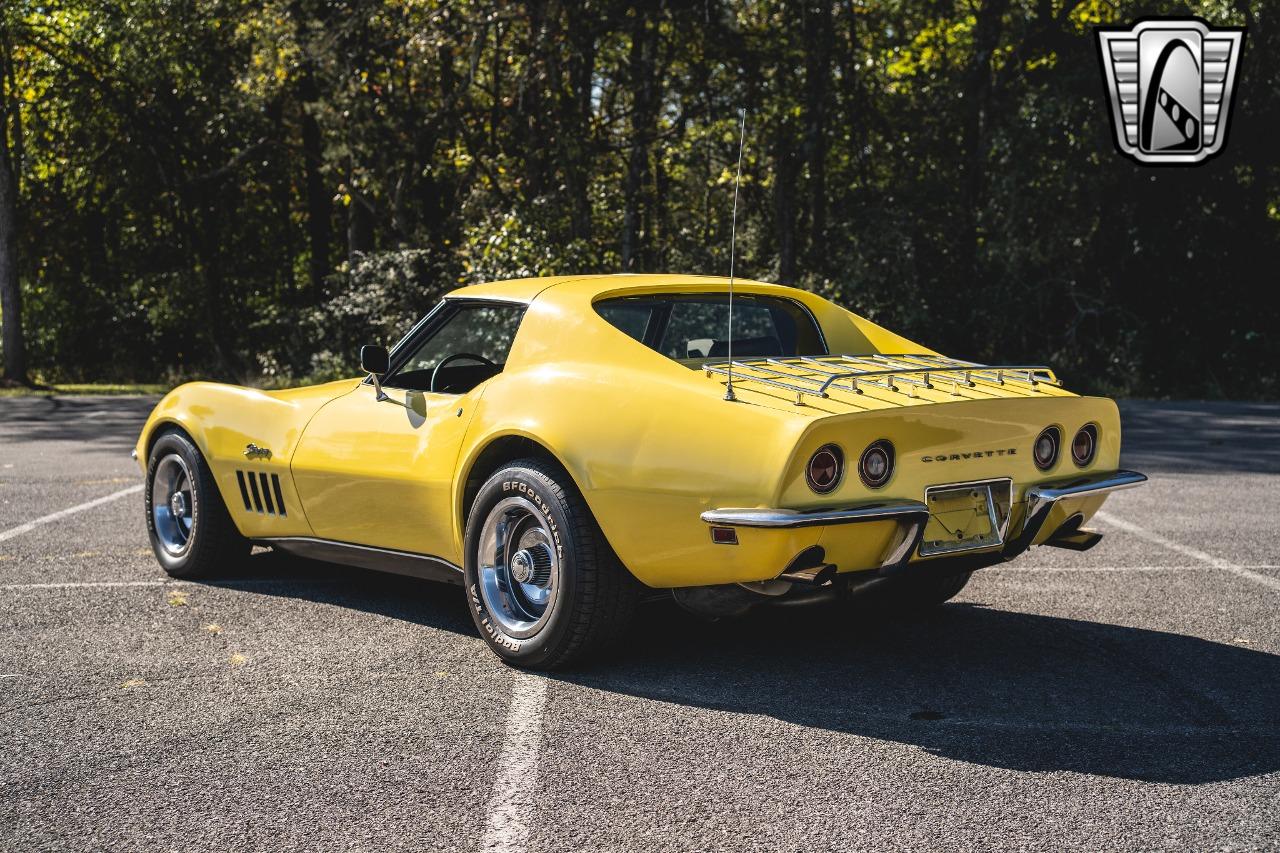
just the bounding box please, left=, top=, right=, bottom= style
left=1000, top=469, right=1147, bottom=557
left=700, top=469, right=1147, bottom=572
left=700, top=500, right=929, bottom=529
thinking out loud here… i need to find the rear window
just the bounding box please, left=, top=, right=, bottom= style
left=595, top=294, right=827, bottom=360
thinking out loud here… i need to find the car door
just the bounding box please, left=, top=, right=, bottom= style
left=290, top=300, right=526, bottom=560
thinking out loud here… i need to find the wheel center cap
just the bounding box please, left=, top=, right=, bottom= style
left=170, top=492, right=187, bottom=518
left=510, top=550, right=534, bottom=584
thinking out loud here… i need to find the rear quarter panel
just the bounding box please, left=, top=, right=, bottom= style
left=454, top=294, right=812, bottom=588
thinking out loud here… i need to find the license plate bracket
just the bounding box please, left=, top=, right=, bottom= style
left=919, top=479, right=1012, bottom=557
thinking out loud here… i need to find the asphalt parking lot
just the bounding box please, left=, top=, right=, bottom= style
left=1, top=396, right=1278, bottom=852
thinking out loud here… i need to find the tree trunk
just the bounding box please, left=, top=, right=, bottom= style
left=291, top=0, right=331, bottom=296
left=621, top=5, right=661, bottom=271
left=348, top=195, right=375, bottom=258
left=561, top=2, right=598, bottom=243
left=802, top=1, right=832, bottom=262
left=0, top=28, right=27, bottom=385
left=300, top=90, right=331, bottom=295
left=962, top=0, right=1009, bottom=272
left=774, top=134, right=798, bottom=284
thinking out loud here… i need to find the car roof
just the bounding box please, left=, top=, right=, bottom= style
left=445, top=273, right=787, bottom=304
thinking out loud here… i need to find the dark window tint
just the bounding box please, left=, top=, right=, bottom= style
left=594, top=294, right=826, bottom=360
left=596, top=302, right=651, bottom=343
left=385, top=302, right=525, bottom=393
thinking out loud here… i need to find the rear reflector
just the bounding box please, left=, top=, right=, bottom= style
left=711, top=527, right=739, bottom=545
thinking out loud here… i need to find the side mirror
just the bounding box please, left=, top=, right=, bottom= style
left=360, top=344, right=390, bottom=376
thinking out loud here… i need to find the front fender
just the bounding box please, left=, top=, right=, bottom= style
left=135, top=379, right=360, bottom=537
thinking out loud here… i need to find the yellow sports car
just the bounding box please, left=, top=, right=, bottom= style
left=135, top=274, right=1146, bottom=668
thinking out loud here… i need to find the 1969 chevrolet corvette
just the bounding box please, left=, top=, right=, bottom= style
left=136, top=274, right=1146, bottom=668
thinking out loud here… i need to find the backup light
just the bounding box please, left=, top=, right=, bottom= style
left=859, top=440, right=895, bottom=488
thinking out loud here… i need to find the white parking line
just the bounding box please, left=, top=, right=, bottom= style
left=480, top=672, right=548, bottom=853
left=991, top=565, right=1212, bottom=572
left=0, top=578, right=346, bottom=592
left=0, top=580, right=169, bottom=591
left=1096, top=511, right=1280, bottom=592
left=0, top=485, right=142, bottom=543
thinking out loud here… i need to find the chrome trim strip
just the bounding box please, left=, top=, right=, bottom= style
left=700, top=500, right=928, bottom=529
left=1001, top=469, right=1148, bottom=558
left=259, top=536, right=464, bottom=586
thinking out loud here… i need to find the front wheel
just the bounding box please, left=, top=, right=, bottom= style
left=145, top=429, right=249, bottom=578
left=463, top=458, right=639, bottom=669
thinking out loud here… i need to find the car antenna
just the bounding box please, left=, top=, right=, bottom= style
left=724, top=107, right=746, bottom=403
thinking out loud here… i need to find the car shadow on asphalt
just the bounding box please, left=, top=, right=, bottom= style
left=562, top=601, right=1280, bottom=786
left=208, top=552, right=1279, bottom=786
left=197, top=550, right=479, bottom=636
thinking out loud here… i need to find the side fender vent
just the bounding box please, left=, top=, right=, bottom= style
left=235, top=470, right=287, bottom=517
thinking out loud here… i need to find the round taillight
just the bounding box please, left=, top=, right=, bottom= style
left=1033, top=426, right=1061, bottom=471
left=1072, top=424, right=1098, bottom=466
left=859, top=439, right=895, bottom=488
left=805, top=444, right=844, bottom=494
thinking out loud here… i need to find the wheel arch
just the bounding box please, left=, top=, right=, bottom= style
left=454, top=430, right=631, bottom=573
left=457, top=431, right=579, bottom=532
left=142, top=417, right=203, bottom=461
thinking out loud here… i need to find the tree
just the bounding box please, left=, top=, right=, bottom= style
left=0, top=16, right=27, bottom=386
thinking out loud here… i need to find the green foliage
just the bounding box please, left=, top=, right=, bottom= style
left=1, top=0, right=1276, bottom=397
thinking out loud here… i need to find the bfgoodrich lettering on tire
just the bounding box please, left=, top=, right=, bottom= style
left=463, top=458, right=640, bottom=669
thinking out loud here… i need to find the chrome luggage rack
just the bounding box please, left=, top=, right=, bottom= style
left=703, top=354, right=1060, bottom=406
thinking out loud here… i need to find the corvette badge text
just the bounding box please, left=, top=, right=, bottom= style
left=922, top=449, right=1017, bottom=463
left=1096, top=18, right=1245, bottom=165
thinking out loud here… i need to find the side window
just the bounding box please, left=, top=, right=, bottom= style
left=596, top=303, right=652, bottom=343
left=385, top=302, right=526, bottom=393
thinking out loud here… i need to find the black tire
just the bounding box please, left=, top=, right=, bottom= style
left=463, top=458, right=640, bottom=670
left=145, top=429, right=249, bottom=578
left=847, top=569, right=973, bottom=612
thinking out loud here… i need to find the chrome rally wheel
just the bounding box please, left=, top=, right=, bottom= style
left=476, top=496, right=560, bottom=639
left=145, top=429, right=249, bottom=578
left=151, top=453, right=196, bottom=557
left=463, top=458, right=640, bottom=670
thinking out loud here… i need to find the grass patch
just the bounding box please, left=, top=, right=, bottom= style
left=0, top=383, right=168, bottom=397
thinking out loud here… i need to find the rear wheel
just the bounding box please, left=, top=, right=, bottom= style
left=145, top=430, right=249, bottom=578
left=463, top=458, right=639, bottom=669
